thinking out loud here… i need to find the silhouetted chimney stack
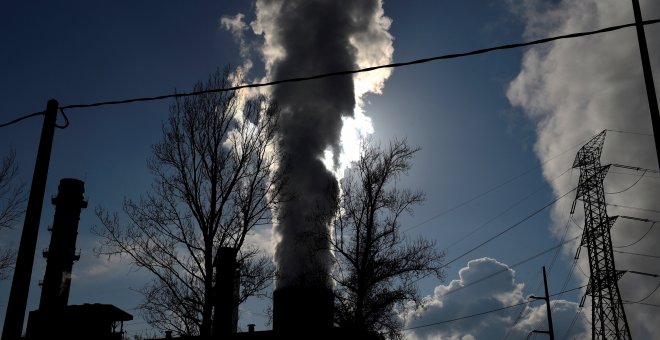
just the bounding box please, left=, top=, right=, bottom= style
left=273, top=286, right=334, bottom=333
left=39, top=178, right=87, bottom=311
left=213, top=247, right=240, bottom=335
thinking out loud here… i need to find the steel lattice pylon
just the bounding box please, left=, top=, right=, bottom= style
left=572, top=130, right=631, bottom=340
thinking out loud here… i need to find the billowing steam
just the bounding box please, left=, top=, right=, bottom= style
left=244, top=0, right=394, bottom=289
left=507, top=0, right=660, bottom=338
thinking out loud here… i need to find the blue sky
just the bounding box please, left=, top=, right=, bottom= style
left=1, top=1, right=659, bottom=338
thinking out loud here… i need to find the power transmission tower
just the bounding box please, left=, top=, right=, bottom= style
left=571, top=130, right=631, bottom=340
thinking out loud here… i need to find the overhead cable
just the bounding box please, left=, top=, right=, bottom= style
left=3, top=19, right=659, bottom=128
left=605, top=170, right=647, bottom=194
left=623, top=301, right=660, bottom=308
left=606, top=129, right=654, bottom=137
left=607, top=203, right=660, bottom=214
left=614, top=222, right=656, bottom=248
left=614, top=250, right=660, bottom=259
left=439, top=235, right=580, bottom=297
left=404, top=285, right=586, bottom=331
left=405, top=145, right=582, bottom=233
left=611, top=163, right=659, bottom=173
left=624, top=281, right=660, bottom=304
left=503, top=214, right=576, bottom=340
left=56, top=19, right=660, bottom=110
left=442, top=188, right=577, bottom=268
left=561, top=307, right=584, bottom=340
left=0, top=111, right=43, bottom=128
left=404, top=300, right=528, bottom=331
left=0, top=109, right=69, bottom=129
left=442, top=167, right=572, bottom=250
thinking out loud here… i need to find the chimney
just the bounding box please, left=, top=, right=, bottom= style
left=212, top=247, right=239, bottom=335
left=38, top=178, right=87, bottom=311
left=273, top=286, right=333, bottom=333
left=248, top=324, right=255, bottom=333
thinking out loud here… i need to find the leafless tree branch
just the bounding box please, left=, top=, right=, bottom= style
left=92, top=67, right=282, bottom=336
left=330, top=139, right=445, bottom=339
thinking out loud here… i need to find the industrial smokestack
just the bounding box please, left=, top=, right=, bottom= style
left=273, top=286, right=333, bottom=332
left=212, top=247, right=239, bottom=335
left=38, top=178, right=87, bottom=311
left=248, top=0, right=394, bottom=332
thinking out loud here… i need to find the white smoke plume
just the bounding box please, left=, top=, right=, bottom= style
left=403, top=258, right=588, bottom=339
left=507, top=0, right=660, bottom=338
left=245, top=0, right=393, bottom=290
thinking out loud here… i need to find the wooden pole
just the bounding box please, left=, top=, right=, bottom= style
left=632, top=0, right=660, bottom=170
left=2, top=99, right=58, bottom=340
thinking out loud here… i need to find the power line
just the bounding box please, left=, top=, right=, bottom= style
left=501, top=302, right=530, bottom=340
left=614, top=250, right=660, bottom=259
left=609, top=170, right=660, bottom=179
left=1, top=19, right=659, bottom=130
left=606, top=129, right=654, bottom=137
left=404, top=285, right=586, bottom=331
left=55, top=19, right=659, bottom=110
left=624, top=281, right=660, bottom=304
left=562, top=307, right=584, bottom=340
left=605, top=170, right=647, bottom=194
left=404, top=300, right=528, bottom=331
left=0, top=109, right=69, bottom=130
left=555, top=259, right=579, bottom=303
left=505, top=258, right=577, bottom=340
left=0, top=111, right=43, bottom=128
left=503, top=213, right=577, bottom=340
left=623, top=301, right=660, bottom=308
left=444, top=167, right=572, bottom=251
left=547, top=214, right=578, bottom=273
left=442, top=187, right=577, bottom=268
left=607, top=203, right=660, bottom=214
left=614, top=222, right=656, bottom=248
left=610, top=163, right=660, bottom=173
left=438, top=235, right=580, bottom=298
left=405, top=137, right=585, bottom=233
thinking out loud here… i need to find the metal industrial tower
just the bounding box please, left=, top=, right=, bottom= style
left=39, top=178, right=87, bottom=310
left=572, top=130, right=631, bottom=340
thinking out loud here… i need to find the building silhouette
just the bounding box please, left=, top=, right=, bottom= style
left=25, top=179, right=132, bottom=340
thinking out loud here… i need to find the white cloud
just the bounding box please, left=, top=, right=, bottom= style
left=403, top=258, right=587, bottom=340
left=507, top=0, right=660, bottom=338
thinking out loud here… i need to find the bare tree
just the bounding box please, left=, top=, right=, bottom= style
left=0, top=149, right=25, bottom=280
left=94, top=67, right=283, bottom=336
left=331, top=139, right=445, bottom=339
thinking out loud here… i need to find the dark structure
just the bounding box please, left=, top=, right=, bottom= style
left=24, top=179, right=133, bottom=339
left=151, top=326, right=380, bottom=340
left=2, top=99, right=59, bottom=340
left=272, top=286, right=334, bottom=333
left=39, top=178, right=86, bottom=310
left=213, top=247, right=240, bottom=335
left=26, top=303, right=132, bottom=340
left=572, top=131, right=631, bottom=339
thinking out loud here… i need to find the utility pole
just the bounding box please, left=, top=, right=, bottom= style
left=631, top=0, right=660, bottom=170
left=2, top=99, right=59, bottom=340
left=530, top=266, right=555, bottom=340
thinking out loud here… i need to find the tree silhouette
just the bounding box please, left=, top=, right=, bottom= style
left=94, top=67, right=284, bottom=336
left=331, top=139, right=445, bottom=339
left=0, top=149, right=25, bottom=280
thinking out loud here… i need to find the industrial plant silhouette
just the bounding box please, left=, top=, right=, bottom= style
left=24, top=179, right=133, bottom=339
left=18, top=178, right=380, bottom=340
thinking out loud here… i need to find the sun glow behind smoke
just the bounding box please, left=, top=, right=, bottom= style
left=244, top=0, right=395, bottom=289
left=322, top=107, right=374, bottom=178
left=322, top=6, right=394, bottom=178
